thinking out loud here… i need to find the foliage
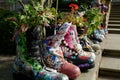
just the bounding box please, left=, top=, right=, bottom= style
left=84, top=8, right=103, bottom=35
left=0, top=0, right=57, bottom=55
left=57, top=3, right=104, bottom=36
left=8, top=0, right=56, bottom=33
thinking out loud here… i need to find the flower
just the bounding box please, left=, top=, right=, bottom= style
left=69, top=3, right=79, bottom=11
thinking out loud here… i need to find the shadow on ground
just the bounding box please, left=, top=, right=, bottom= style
left=0, top=56, right=15, bottom=80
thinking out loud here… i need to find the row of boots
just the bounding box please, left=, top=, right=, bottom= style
left=13, top=22, right=98, bottom=80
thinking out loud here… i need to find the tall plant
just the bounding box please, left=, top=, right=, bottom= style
left=84, top=8, right=103, bottom=35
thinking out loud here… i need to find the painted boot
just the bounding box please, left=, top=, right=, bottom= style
left=61, top=25, right=95, bottom=71
left=89, top=28, right=105, bottom=44
left=86, top=37, right=101, bottom=52
left=79, top=36, right=95, bottom=52
left=43, top=22, right=81, bottom=79
left=12, top=26, right=69, bottom=80
left=80, top=36, right=101, bottom=52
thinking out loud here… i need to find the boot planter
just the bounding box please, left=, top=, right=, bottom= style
left=12, top=25, right=69, bottom=80
left=61, top=42, right=95, bottom=71
left=43, top=22, right=81, bottom=79
left=58, top=24, right=95, bottom=71
left=89, top=28, right=105, bottom=44
left=79, top=37, right=95, bottom=52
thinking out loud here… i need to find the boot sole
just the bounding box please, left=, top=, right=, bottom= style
left=78, top=63, right=95, bottom=72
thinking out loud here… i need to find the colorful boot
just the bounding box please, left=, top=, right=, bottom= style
left=80, top=36, right=101, bottom=52
left=86, top=37, right=101, bottom=52
left=89, top=28, right=105, bottom=44
left=79, top=36, right=95, bottom=52
left=61, top=25, right=95, bottom=71
left=43, top=22, right=81, bottom=79
left=12, top=26, right=69, bottom=80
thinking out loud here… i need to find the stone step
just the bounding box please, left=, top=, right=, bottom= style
left=110, top=11, right=120, bottom=13
left=109, top=17, right=120, bottom=20
left=111, top=7, right=120, bottom=9
left=100, top=34, right=120, bottom=50
left=98, top=76, right=120, bottom=80
left=108, top=24, right=120, bottom=28
left=108, top=28, right=120, bottom=34
left=110, top=12, right=120, bottom=15
left=111, top=2, right=120, bottom=5
left=110, top=15, right=120, bottom=18
left=111, top=10, right=120, bottom=13
left=111, top=6, right=120, bottom=11
left=110, top=10, right=120, bottom=13
left=111, top=5, right=120, bottom=7
left=111, top=2, right=120, bottom=6
left=99, top=57, right=120, bottom=78
left=75, top=50, right=102, bottom=80
left=110, top=13, right=120, bottom=15
left=109, top=20, right=120, bottom=24
left=102, top=49, right=120, bottom=57
left=109, top=15, right=120, bottom=20
left=111, top=4, right=120, bottom=7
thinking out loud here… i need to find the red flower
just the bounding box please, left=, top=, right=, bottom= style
left=69, top=3, right=79, bottom=11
